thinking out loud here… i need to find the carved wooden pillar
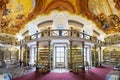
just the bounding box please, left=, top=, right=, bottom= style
left=99, top=46, right=102, bottom=67
left=20, top=46, right=22, bottom=66
left=82, top=41, right=85, bottom=71
left=48, top=40, right=51, bottom=70
left=69, top=40, right=73, bottom=70
left=36, top=30, right=39, bottom=70
left=36, top=41, right=39, bottom=70
left=94, top=45, right=97, bottom=67
left=25, top=44, right=28, bottom=66
left=82, top=30, right=85, bottom=71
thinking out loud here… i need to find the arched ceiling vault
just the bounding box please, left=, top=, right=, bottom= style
left=0, top=0, right=120, bottom=35
left=44, top=0, right=75, bottom=14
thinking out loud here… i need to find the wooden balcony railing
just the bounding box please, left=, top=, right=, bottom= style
left=0, top=29, right=108, bottom=46
left=15, top=29, right=103, bottom=46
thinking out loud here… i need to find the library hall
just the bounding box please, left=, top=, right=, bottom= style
left=0, top=0, right=120, bottom=80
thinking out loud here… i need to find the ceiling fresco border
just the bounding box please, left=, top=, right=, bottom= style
left=44, top=0, right=75, bottom=14
left=113, top=0, right=120, bottom=10
left=0, top=0, right=120, bottom=35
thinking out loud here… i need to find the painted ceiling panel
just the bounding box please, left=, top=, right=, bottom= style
left=0, top=0, right=120, bottom=35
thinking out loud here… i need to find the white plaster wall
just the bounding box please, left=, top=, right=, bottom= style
left=27, top=22, right=39, bottom=35
left=98, top=35, right=105, bottom=41
left=53, top=13, right=68, bottom=29
left=27, top=42, right=36, bottom=65
left=82, top=24, right=93, bottom=36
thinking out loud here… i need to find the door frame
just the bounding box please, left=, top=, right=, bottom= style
left=55, top=46, right=66, bottom=68
left=53, top=43, right=68, bottom=69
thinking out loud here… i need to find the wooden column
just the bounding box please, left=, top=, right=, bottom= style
left=82, top=41, right=85, bottom=71
left=10, top=51, right=11, bottom=60
left=99, top=46, right=102, bottom=67
left=20, top=46, right=22, bottom=66
left=70, top=40, right=73, bottom=70
left=48, top=27, right=50, bottom=36
left=82, top=30, right=85, bottom=71
left=36, top=30, right=39, bottom=70
left=48, top=40, right=51, bottom=70
left=70, top=27, right=73, bottom=36
left=25, top=44, right=28, bottom=66
left=85, top=47, right=87, bottom=63
left=36, top=41, right=39, bottom=70
left=34, top=47, right=36, bottom=64
left=94, top=45, right=97, bottom=67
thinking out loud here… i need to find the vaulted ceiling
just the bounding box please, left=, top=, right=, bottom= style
left=0, top=0, right=120, bottom=35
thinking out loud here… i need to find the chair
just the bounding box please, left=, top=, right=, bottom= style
left=86, top=61, right=90, bottom=71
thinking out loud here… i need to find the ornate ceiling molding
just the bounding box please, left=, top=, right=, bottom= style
left=114, top=0, right=120, bottom=10
left=0, top=0, right=8, bottom=10
left=27, top=0, right=45, bottom=21
left=0, top=0, right=120, bottom=35
left=44, top=0, right=75, bottom=14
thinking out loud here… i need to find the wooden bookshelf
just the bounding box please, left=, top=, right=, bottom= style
left=0, top=49, right=4, bottom=61
left=38, top=48, right=53, bottom=72
left=110, top=49, right=120, bottom=65
left=103, top=49, right=120, bottom=65
left=49, top=48, right=53, bottom=70
left=39, top=49, right=49, bottom=66
left=103, top=50, right=111, bottom=65
left=23, top=48, right=30, bottom=66
left=91, top=49, right=99, bottom=67
left=68, top=48, right=82, bottom=72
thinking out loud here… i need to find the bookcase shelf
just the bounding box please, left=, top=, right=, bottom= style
left=68, top=48, right=83, bottom=72
left=23, top=49, right=30, bottom=66
left=0, top=49, right=4, bottom=61
left=91, top=49, right=99, bottom=67
left=38, top=48, right=53, bottom=72
left=103, top=49, right=120, bottom=65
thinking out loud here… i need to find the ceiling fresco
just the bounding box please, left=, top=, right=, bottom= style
left=0, top=0, right=120, bottom=35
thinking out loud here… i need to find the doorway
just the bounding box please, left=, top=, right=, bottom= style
left=55, top=46, right=65, bottom=68
left=53, top=42, right=68, bottom=69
